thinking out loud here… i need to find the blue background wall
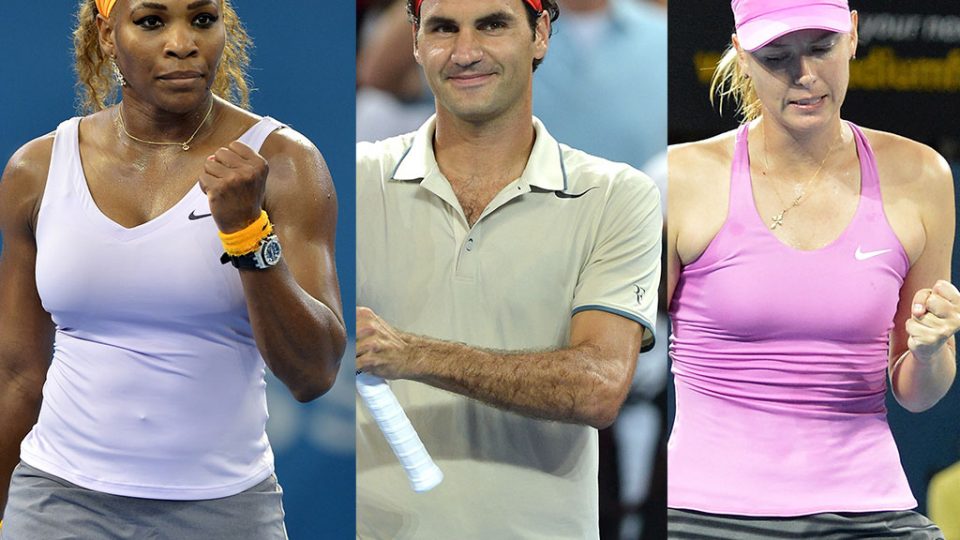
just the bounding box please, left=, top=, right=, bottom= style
left=0, top=2, right=356, bottom=538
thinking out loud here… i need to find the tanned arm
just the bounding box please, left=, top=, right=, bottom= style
left=0, top=136, right=56, bottom=518
left=357, top=305, right=643, bottom=430
left=200, top=130, right=346, bottom=403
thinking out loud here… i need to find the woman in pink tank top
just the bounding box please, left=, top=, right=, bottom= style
left=0, top=1, right=346, bottom=538
left=668, top=0, right=956, bottom=538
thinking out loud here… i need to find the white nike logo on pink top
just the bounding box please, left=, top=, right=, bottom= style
left=855, top=247, right=892, bottom=260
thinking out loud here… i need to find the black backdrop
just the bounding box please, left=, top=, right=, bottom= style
left=669, top=0, right=960, bottom=153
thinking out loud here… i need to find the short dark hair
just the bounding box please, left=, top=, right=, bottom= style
left=407, top=0, right=560, bottom=71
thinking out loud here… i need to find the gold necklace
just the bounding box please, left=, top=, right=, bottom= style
left=761, top=121, right=843, bottom=230
left=116, top=99, right=215, bottom=151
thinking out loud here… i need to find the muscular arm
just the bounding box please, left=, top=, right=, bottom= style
left=357, top=307, right=644, bottom=430
left=0, top=138, right=56, bottom=518
left=888, top=144, right=957, bottom=412
left=202, top=131, right=346, bottom=403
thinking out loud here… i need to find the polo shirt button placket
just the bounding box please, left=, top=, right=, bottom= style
left=454, top=227, right=480, bottom=281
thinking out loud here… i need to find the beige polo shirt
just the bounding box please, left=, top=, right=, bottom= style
left=356, top=116, right=661, bottom=540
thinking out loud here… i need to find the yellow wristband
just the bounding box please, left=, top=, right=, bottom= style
left=218, top=210, right=273, bottom=256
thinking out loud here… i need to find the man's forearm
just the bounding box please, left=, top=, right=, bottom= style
left=398, top=335, right=631, bottom=429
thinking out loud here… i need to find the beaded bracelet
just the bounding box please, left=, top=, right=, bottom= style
left=218, top=210, right=273, bottom=256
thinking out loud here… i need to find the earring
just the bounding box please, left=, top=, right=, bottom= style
left=111, top=57, right=127, bottom=87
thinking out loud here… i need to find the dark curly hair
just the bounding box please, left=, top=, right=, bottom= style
left=405, top=0, right=560, bottom=71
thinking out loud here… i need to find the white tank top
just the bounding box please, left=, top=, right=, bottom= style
left=22, top=115, right=283, bottom=500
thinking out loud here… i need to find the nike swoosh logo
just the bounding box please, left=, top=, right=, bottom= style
left=553, top=187, right=598, bottom=199
left=188, top=210, right=213, bottom=221
left=855, top=247, right=892, bottom=260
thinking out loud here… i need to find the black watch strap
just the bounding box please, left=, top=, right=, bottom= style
left=220, top=234, right=282, bottom=270
left=220, top=251, right=261, bottom=270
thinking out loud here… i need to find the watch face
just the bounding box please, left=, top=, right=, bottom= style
left=262, top=237, right=282, bottom=266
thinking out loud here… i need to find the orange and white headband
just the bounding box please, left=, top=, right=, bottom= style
left=96, top=0, right=118, bottom=17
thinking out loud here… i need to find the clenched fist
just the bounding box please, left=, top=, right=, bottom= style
left=199, top=141, right=269, bottom=233
left=906, top=280, right=960, bottom=363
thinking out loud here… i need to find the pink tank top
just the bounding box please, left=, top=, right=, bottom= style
left=668, top=123, right=917, bottom=515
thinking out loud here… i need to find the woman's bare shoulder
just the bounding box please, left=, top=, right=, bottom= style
left=669, top=128, right=739, bottom=197
left=0, top=132, right=57, bottom=230
left=859, top=126, right=950, bottom=190
left=2, top=132, right=56, bottom=192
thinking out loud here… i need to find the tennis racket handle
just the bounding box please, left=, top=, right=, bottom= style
left=356, top=373, right=444, bottom=492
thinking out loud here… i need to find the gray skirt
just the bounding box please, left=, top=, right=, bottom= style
left=1, top=462, right=288, bottom=540
left=668, top=508, right=944, bottom=539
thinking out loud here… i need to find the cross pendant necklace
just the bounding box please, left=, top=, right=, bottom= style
left=769, top=195, right=803, bottom=230
left=770, top=213, right=784, bottom=229
left=762, top=121, right=841, bottom=231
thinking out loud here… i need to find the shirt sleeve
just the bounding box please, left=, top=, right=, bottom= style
left=571, top=169, right=662, bottom=351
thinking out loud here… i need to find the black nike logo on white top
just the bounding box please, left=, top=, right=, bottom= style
left=188, top=210, right=213, bottom=220
left=530, top=186, right=599, bottom=199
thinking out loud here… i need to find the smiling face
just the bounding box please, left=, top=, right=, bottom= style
left=736, top=12, right=858, bottom=132
left=99, top=0, right=226, bottom=113
left=414, top=0, right=549, bottom=125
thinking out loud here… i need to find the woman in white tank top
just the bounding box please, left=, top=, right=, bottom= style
left=0, top=1, right=346, bottom=538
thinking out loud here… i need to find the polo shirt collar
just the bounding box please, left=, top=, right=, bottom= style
left=391, top=115, right=567, bottom=193
left=521, top=116, right=567, bottom=192
left=391, top=115, right=439, bottom=183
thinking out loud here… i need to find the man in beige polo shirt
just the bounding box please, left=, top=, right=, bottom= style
left=355, top=0, right=661, bottom=537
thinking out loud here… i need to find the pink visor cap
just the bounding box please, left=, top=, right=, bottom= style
left=732, top=0, right=851, bottom=51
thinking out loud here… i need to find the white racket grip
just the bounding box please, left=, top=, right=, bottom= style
left=356, top=373, right=443, bottom=492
